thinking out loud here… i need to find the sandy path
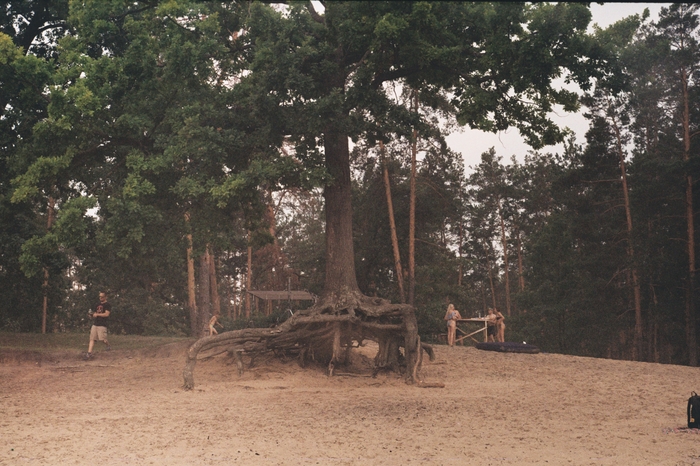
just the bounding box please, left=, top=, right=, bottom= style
left=2, top=342, right=700, bottom=465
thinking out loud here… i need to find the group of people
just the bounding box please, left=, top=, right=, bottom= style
left=85, top=292, right=504, bottom=355
left=443, top=304, right=505, bottom=346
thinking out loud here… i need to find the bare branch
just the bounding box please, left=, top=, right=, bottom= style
left=307, top=1, right=325, bottom=25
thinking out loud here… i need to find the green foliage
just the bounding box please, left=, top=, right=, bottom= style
left=10, top=0, right=696, bottom=369
left=414, top=302, right=448, bottom=343
left=94, top=288, right=189, bottom=336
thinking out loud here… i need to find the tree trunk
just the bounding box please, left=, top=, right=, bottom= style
left=516, top=230, right=525, bottom=292
left=322, top=128, right=360, bottom=298
left=185, top=212, right=198, bottom=337
left=198, top=251, right=212, bottom=338
left=682, top=67, right=697, bottom=366
left=183, top=88, right=430, bottom=389
left=208, top=245, right=221, bottom=316
left=458, top=223, right=463, bottom=287
left=497, top=202, right=511, bottom=316
left=609, top=104, right=644, bottom=361
left=42, top=196, right=55, bottom=334
left=380, top=141, right=406, bottom=303
left=408, top=92, right=418, bottom=306
left=487, top=252, right=498, bottom=310
left=246, top=231, right=252, bottom=318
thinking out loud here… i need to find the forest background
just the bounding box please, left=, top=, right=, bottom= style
left=2, top=1, right=700, bottom=366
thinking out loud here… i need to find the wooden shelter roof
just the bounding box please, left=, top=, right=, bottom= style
left=247, top=290, right=315, bottom=301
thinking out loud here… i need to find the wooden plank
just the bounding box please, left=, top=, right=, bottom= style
left=246, top=290, right=315, bottom=301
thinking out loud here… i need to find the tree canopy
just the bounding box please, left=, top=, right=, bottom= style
left=4, top=2, right=700, bottom=375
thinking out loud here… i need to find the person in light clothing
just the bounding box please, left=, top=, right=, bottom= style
left=443, top=304, right=462, bottom=347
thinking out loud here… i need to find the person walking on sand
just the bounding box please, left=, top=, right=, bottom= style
left=85, top=291, right=111, bottom=360
left=444, top=304, right=462, bottom=347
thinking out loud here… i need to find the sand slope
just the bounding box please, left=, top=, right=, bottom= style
left=2, top=342, right=700, bottom=465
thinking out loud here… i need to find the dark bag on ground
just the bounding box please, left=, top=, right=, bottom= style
left=688, top=392, right=700, bottom=428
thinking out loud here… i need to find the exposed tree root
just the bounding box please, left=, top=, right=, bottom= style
left=416, top=382, right=446, bottom=388
left=182, top=292, right=437, bottom=390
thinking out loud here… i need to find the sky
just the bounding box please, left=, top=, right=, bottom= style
left=447, top=3, right=668, bottom=173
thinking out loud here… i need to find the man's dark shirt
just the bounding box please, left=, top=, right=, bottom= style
left=93, top=301, right=111, bottom=328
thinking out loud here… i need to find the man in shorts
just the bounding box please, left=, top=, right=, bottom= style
left=85, top=291, right=111, bottom=359
left=486, top=307, right=506, bottom=342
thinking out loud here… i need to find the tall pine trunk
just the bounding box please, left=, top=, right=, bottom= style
left=41, top=196, right=55, bottom=334
left=185, top=212, right=197, bottom=337
left=682, top=67, right=698, bottom=366
left=246, top=231, right=252, bottom=318
left=408, top=92, right=418, bottom=306
left=198, top=251, right=212, bottom=338
left=264, top=191, right=284, bottom=290
left=458, top=223, right=464, bottom=287
left=497, top=201, right=511, bottom=316
left=609, top=105, right=644, bottom=360
left=516, top=229, right=525, bottom=292
left=380, top=141, right=406, bottom=303
left=208, top=245, right=221, bottom=316
left=487, top=251, right=498, bottom=310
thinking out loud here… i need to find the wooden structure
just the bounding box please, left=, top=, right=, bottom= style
left=455, top=317, right=490, bottom=344
left=247, top=290, right=316, bottom=314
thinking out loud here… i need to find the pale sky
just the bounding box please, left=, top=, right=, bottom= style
left=448, top=3, right=667, bottom=173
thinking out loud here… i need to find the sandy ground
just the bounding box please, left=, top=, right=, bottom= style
left=2, top=341, right=700, bottom=466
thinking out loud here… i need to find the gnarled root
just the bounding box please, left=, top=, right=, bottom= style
left=182, top=292, right=435, bottom=390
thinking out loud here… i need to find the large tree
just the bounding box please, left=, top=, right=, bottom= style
left=183, top=1, right=611, bottom=388
left=0, top=3, right=68, bottom=331
left=655, top=3, right=700, bottom=366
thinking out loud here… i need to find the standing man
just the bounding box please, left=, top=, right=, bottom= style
left=85, top=291, right=111, bottom=360
left=486, top=308, right=506, bottom=342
